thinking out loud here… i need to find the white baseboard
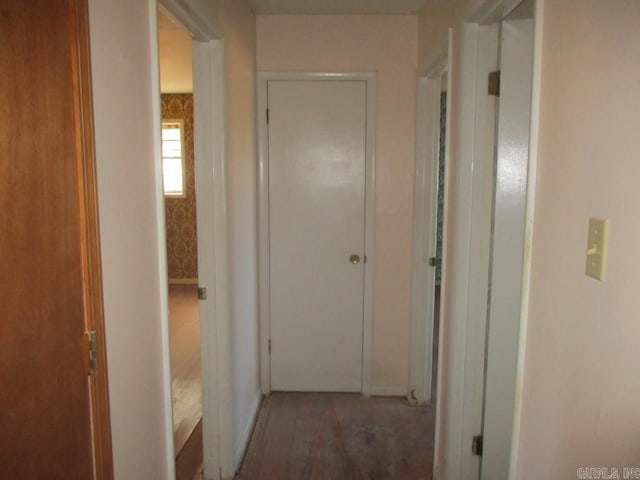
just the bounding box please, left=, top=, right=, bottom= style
left=168, top=277, right=199, bottom=285
left=370, top=385, right=408, bottom=397
left=234, top=390, right=263, bottom=473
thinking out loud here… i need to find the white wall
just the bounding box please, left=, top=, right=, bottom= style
left=256, top=15, right=418, bottom=393
left=88, top=0, right=171, bottom=477
left=517, top=1, right=640, bottom=477
left=220, top=0, right=262, bottom=470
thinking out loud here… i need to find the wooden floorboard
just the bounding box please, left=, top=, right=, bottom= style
left=169, top=285, right=203, bottom=456
left=176, top=419, right=203, bottom=480
left=236, top=393, right=435, bottom=480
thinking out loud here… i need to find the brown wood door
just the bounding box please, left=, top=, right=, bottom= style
left=0, top=1, right=113, bottom=478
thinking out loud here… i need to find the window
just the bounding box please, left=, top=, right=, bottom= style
left=161, top=120, right=185, bottom=197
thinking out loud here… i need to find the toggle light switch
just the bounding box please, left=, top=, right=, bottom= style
left=585, top=217, right=609, bottom=281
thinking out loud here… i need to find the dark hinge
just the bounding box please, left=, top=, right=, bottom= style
left=472, top=435, right=483, bottom=456
left=268, top=339, right=271, bottom=354
left=266, top=108, right=270, bottom=124
left=198, top=287, right=207, bottom=300
left=488, top=70, right=501, bottom=96
left=87, top=331, right=97, bottom=377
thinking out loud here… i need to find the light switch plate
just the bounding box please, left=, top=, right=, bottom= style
left=585, top=217, right=609, bottom=281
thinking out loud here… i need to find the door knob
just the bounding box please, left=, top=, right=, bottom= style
left=349, top=254, right=360, bottom=265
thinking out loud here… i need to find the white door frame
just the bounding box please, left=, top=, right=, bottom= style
left=150, top=2, right=233, bottom=479
left=257, top=72, right=377, bottom=396
left=409, top=50, right=449, bottom=405
left=433, top=0, right=543, bottom=478
left=481, top=5, right=539, bottom=479
left=433, top=20, right=500, bottom=480
left=508, top=1, right=543, bottom=475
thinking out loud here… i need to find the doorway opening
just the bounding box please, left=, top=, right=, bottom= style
left=432, top=72, right=447, bottom=403
left=410, top=44, right=451, bottom=409
left=158, top=9, right=203, bottom=479
left=151, top=1, right=229, bottom=478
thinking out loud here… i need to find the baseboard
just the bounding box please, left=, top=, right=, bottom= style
left=370, top=385, right=408, bottom=397
left=234, top=390, right=263, bottom=472
left=168, top=277, right=199, bottom=285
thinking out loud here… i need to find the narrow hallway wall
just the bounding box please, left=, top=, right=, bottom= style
left=88, top=0, right=170, bottom=477
left=518, top=1, right=640, bottom=476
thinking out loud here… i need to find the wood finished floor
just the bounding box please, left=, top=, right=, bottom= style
left=235, top=393, right=435, bottom=480
left=169, top=285, right=203, bottom=455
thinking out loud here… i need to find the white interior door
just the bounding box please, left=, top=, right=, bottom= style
left=268, top=80, right=367, bottom=392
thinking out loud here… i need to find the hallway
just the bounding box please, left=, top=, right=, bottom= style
left=235, top=393, right=435, bottom=480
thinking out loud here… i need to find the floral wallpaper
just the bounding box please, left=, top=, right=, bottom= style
left=162, top=94, right=198, bottom=280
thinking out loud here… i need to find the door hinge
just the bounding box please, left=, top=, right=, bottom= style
left=198, top=287, right=207, bottom=300
left=266, top=108, right=270, bottom=124
left=87, top=331, right=97, bottom=377
left=268, top=339, right=271, bottom=354
left=472, top=434, right=483, bottom=456
left=488, top=70, right=500, bottom=96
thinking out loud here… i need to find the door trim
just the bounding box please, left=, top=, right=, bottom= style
left=72, top=1, right=113, bottom=477
left=434, top=20, right=501, bottom=479
left=151, top=1, right=232, bottom=478
left=257, top=72, right=377, bottom=395
left=509, top=1, right=543, bottom=475
left=433, top=0, right=542, bottom=478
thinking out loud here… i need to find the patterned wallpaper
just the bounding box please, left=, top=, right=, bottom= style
left=162, top=94, right=198, bottom=280
left=436, top=91, right=447, bottom=284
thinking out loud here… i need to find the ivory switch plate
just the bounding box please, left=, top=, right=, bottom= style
left=585, top=217, right=609, bottom=281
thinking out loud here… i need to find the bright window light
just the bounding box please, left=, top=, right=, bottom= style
left=161, top=120, right=185, bottom=197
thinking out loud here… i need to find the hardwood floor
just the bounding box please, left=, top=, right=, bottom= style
left=168, top=284, right=203, bottom=478
left=236, top=393, right=435, bottom=480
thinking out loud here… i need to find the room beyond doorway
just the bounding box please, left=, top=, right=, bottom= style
left=169, top=285, right=203, bottom=477
left=158, top=8, right=203, bottom=479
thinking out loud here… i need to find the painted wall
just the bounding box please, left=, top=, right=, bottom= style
left=256, top=15, right=418, bottom=393
left=417, top=0, right=481, bottom=72
left=220, top=0, right=261, bottom=470
left=162, top=94, right=199, bottom=280
left=158, top=11, right=194, bottom=93
left=517, top=1, right=640, bottom=477
left=88, top=0, right=170, bottom=477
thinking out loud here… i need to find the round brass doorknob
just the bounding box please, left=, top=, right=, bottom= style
left=349, top=254, right=360, bottom=265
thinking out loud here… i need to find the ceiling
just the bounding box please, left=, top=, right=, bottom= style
left=158, top=11, right=193, bottom=93
left=249, top=0, right=427, bottom=15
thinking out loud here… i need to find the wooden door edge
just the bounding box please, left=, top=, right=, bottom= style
left=69, top=0, right=114, bottom=478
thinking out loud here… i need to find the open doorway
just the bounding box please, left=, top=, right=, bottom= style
left=151, top=1, right=230, bottom=477
left=431, top=71, right=447, bottom=403
left=158, top=10, right=203, bottom=479
left=410, top=44, right=451, bottom=408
